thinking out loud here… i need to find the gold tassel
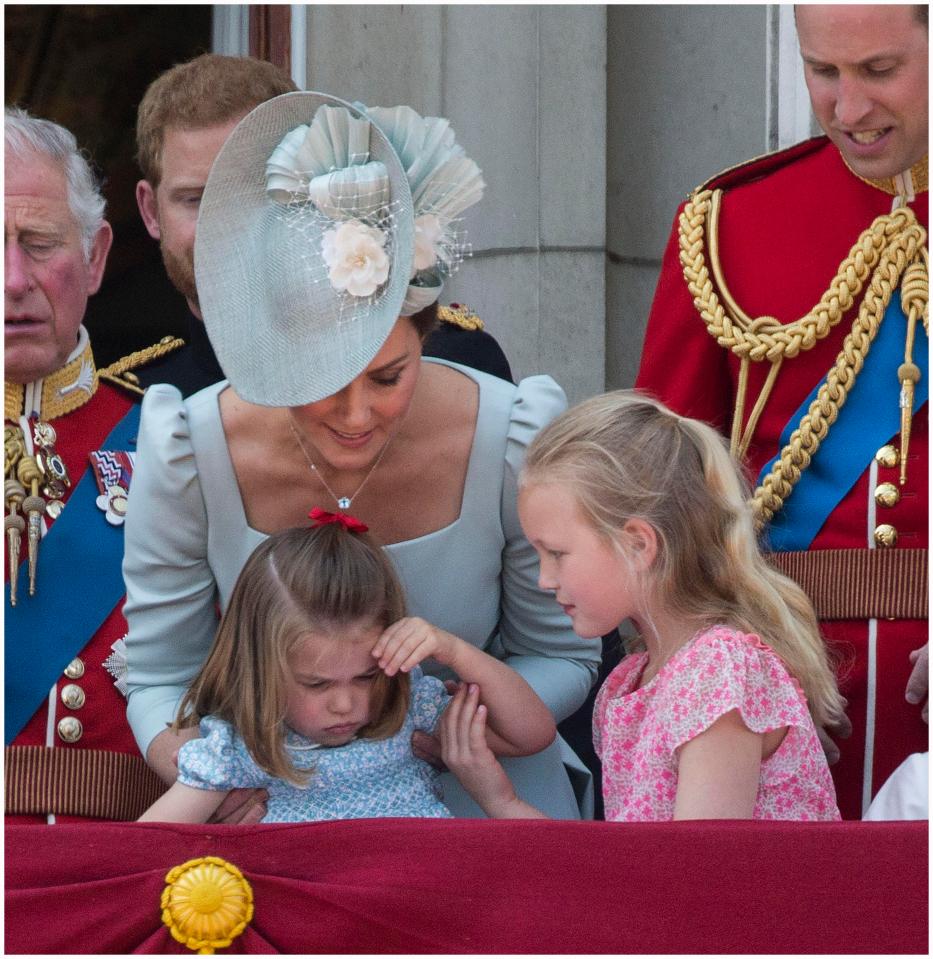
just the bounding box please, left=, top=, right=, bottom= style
left=4, top=478, right=25, bottom=606
left=16, top=457, right=45, bottom=596
left=898, top=258, right=926, bottom=486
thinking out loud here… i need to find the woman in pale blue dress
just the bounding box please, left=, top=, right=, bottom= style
left=122, top=91, right=600, bottom=819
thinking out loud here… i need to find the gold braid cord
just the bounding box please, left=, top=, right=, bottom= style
left=679, top=189, right=928, bottom=531
left=98, top=335, right=185, bottom=395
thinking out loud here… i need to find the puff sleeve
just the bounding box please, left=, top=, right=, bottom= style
left=658, top=627, right=814, bottom=755
left=409, top=670, right=451, bottom=734
left=498, top=376, right=601, bottom=722
left=176, top=716, right=270, bottom=792
left=122, top=384, right=220, bottom=758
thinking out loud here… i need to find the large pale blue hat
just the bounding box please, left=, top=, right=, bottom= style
left=195, top=91, right=415, bottom=407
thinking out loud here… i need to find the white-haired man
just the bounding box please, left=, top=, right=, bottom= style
left=5, top=106, right=171, bottom=822
left=637, top=5, right=928, bottom=818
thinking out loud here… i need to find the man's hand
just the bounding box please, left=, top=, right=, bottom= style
left=816, top=699, right=852, bottom=766
left=905, top=644, right=928, bottom=724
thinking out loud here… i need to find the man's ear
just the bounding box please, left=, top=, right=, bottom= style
left=136, top=179, right=161, bottom=241
left=622, top=518, right=658, bottom=570
left=86, top=220, right=113, bottom=296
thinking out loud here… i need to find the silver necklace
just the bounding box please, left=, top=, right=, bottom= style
left=287, top=415, right=392, bottom=511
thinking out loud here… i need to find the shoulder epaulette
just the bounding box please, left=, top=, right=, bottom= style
left=437, top=303, right=484, bottom=331
left=98, top=336, right=186, bottom=397
left=692, top=135, right=829, bottom=197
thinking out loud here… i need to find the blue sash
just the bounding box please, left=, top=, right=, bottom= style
left=5, top=404, right=141, bottom=743
left=760, top=290, right=928, bottom=552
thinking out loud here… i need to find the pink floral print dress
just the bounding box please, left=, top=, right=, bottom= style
left=594, top=625, right=840, bottom=821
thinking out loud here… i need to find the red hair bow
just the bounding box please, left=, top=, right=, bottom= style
left=308, top=507, right=369, bottom=534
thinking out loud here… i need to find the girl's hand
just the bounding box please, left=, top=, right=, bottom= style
left=373, top=617, right=461, bottom=676
left=439, top=682, right=538, bottom=819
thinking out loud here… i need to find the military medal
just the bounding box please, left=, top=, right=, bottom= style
left=90, top=449, right=135, bottom=526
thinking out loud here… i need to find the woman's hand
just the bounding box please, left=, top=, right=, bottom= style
left=439, top=682, right=547, bottom=819
left=147, top=725, right=201, bottom=785
left=207, top=788, right=268, bottom=824
left=373, top=616, right=463, bottom=676
left=147, top=726, right=269, bottom=823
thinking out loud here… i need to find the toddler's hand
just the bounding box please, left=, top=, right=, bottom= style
left=373, top=617, right=460, bottom=675
left=439, top=682, right=519, bottom=818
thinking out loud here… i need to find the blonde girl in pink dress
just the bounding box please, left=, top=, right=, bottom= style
left=438, top=391, right=843, bottom=822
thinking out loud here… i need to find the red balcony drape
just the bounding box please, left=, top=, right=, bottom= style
left=5, top=818, right=927, bottom=954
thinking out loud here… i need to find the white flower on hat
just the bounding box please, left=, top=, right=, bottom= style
left=412, top=213, right=445, bottom=276
left=321, top=219, right=390, bottom=297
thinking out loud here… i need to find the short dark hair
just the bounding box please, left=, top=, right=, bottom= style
left=793, top=4, right=928, bottom=27
left=137, top=54, right=296, bottom=185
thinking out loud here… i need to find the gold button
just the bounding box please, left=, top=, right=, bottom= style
left=57, top=716, right=83, bottom=743
left=874, top=444, right=899, bottom=468
left=63, top=657, right=85, bottom=679
left=61, top=683, right=86, bottom=710
left=873, top=524, right=898, bottom=548
left=874, top=482, right=901, bottom=509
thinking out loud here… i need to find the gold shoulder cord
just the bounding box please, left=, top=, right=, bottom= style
left=98, top=335, right=186, bottom=396
left=4, top=335, right=185, bottom=604
left=437, top=303, right=484, bottom=331
left=678, top=188, right=928, bottom=531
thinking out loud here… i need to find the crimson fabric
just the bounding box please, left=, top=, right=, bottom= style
left=636, top=137, right=929, bottom=819
left=5, top=819, right=926, bottom=953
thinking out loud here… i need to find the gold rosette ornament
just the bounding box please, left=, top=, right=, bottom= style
left=161, top=856, right=254, bottom=954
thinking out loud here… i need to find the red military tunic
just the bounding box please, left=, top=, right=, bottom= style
left=5, top=331, right=168, bottom=822
left=637, top=137, right=928, bottom=819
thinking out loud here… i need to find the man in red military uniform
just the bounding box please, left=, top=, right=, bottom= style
left=4, top=107, right=173, bottom=822
left=636, top=5, right=928, bottom=819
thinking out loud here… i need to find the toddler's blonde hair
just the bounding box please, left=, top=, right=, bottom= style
left=175, top=523, right=409, bottom=783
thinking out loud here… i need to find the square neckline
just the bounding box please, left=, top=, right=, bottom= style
left=209, top=358, right=490, bottom=548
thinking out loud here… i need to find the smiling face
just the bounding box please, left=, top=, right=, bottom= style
left=283, top=621, right=384, bottom=747
left=288, top=316, right=423, bottom=475
left=797, top=4, right=929, bottom=180
left=518, top=482, right=648, bottom=639
left=5, top=149, right=111, bottom=383
left=135, top=119, right=242, bottom=317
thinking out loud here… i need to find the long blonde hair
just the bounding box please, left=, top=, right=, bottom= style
left=522, top=390, right=845, bottom=727
left=175, top=523, right=409, bottom=784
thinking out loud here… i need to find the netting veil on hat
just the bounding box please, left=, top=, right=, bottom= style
left=195, top=92, right=485, bottom=408
left=195, top=92, right=415, bottom=407
left=364, top=105, right=485, bottom=315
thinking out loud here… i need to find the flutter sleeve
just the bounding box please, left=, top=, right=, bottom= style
left=176, top=716, right=270, bottom=792
left=409, top=669, right=451, bottom=734
left=498, top=376, right=601, bottom=722
left=122, top=384, right=221, bottom=759
left=658, top=627, right=813, bottom=755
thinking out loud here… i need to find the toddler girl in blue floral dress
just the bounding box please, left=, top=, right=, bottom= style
left=139, top=510, right=555, bottom=823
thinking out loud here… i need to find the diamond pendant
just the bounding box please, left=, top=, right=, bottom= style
left=337, top=497, right=351, bottom=510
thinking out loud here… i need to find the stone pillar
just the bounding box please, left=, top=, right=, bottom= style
left=303, top=4, right=607, bottom=403
left=605, top=4, right=769, bottom=390
left=297, top=5, right=787, bottom=400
